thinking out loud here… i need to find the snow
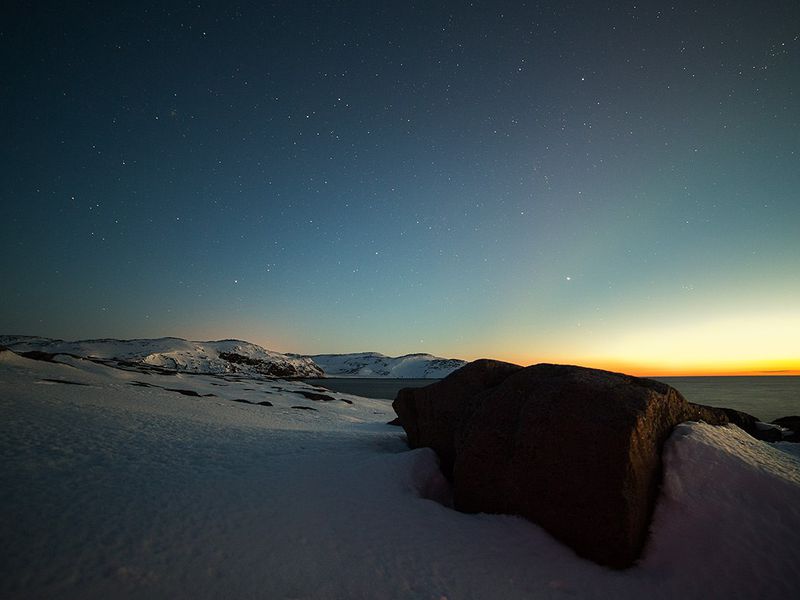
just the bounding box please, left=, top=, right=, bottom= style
left=774, top=442, right=800, bottom=460
left=0, top=336, right=467, bottom=379
left=307, top=352, right=467, bottom=378
left=0, top=335, right=322, bottom=377
left=1, top=348, right=798, bottom=599
left=640, top=422, right=800, bottom=593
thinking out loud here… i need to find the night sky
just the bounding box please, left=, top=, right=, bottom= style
left=2, top=1, right=798, bottom=375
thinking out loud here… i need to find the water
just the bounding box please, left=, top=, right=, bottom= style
left=301, top=378, right=436, bottom=401
left=305, top=376, right=800, bottom=423
left=655, top=376, right=800, bottom=422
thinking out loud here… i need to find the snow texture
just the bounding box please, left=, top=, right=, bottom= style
left=306, top=351, right=467, bottom=378
left=1, top=347, right=798, bottom=599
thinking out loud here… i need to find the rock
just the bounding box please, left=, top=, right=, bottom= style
left=19, top=350, right=61, bottom=362
left=394, top=361, right=708, bottom=568
left=772, top=416, right=800, bottom=442
left=164, top=388, right=202, bottom=397
left=41, top=378, right=88, bottom=386
left=294, top=390, right=353, bottom=404
left=393, top=359, right=524, bottom=475
left=392, top=360, right=791, bottom=567
left=218, top=351, right=324, bottom=378
left=752, top=422, right=785, bottom=442
left=387, top=417, right=402, bottom=426
left=296, top=391, right=336, bottom=402
left=772, top=415, right=800, bottom=428
left=690, top=404, right=783, bottom=442
left=689, top=403, right=748, bottom=428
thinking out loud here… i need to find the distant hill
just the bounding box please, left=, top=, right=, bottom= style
left=304, top=352, right=467, bottom=378
left=0, top=335, right=323, bottom=378
left=0, top=335, right=468, bottom=379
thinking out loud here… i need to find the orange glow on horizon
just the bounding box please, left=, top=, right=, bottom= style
left=465, top=311, right=800, bottom=378
left=468, top=353, right=800, bottom=378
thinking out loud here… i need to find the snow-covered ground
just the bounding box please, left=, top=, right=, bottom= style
left=306, top=352, right=467, bottom=378
left=1, top=348, right=798, bottom=599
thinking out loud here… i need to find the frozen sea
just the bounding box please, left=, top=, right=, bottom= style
left=307, top=376, right=800, bottom=422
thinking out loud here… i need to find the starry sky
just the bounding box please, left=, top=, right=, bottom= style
left=2, top=1, right=799, bottom=375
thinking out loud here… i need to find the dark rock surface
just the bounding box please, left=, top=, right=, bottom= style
left=129, top=381, right=155, bottom=387
left=690, top=403, right=784, bottom=441
left=164, top=388, right=203, bottom=397
left=393, top=359, right=523, bottom=475
left=772, top=416, right=800, bottom=442
left=218, top=351, right=324, bottom=378
left=40, top=378, right=89, bottom=386
left=296, top=390, right=336, bottom=402
left=755, top=426, right=784, bottom=442
left=392, top=360, right=764, bottom=568
left=19, top=350, right=62, bottom=362
left=295, top=390, right=353, bottom=404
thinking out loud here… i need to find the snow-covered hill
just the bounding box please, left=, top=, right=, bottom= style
left=306, top=352, right=467, bottom=378
left=0, top=336, right=467, bottom=379
left=0, top=335, right=323, bottom=378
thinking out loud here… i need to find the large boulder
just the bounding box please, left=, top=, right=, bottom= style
left=393, top=361, right=710, bottom=568
left=393, top=359, right=523, bottom=475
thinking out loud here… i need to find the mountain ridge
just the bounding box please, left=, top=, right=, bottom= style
left=0, top=335, right=323, bottom=378
left=304, top=351, right=467, bottom=378
left=0, top=336, right=467, bottom=379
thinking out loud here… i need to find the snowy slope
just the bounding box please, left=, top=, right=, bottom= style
left=0, top=335, right=323, bottom=378
left=307, top=351, right=467, bottom=378
left=2, top=347, right=799, bottom=599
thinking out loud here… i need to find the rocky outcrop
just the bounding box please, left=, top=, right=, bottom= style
left=218, top=351, right=323, bottom=378
left=772, top=416, right=800, bottom=442
left=392, top=360, right=768, bottom=568
left=690, top=403, right=784, bottom=442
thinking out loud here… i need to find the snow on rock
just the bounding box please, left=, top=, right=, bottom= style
left=639, top=421, right=800, bottom=596
left=0, top=335, right=323, bottom=378
left=307, top=351, right=467, bottom=378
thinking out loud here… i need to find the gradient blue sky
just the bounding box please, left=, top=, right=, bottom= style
left=2, top=1, right=798, bottom=374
